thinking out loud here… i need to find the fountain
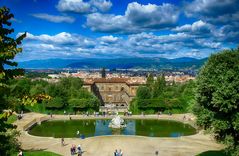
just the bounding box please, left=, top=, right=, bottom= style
left=109, top=115, right=126, bottom=129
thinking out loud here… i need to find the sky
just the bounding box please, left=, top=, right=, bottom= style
left=1, top=0, right=239, bottom=61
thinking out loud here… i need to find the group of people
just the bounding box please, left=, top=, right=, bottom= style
left=114, top=149, right=123, bottom=156
left=70, top=144, right=82, bottom=156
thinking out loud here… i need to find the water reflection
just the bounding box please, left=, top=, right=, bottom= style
left=29, top=119, right=196, bottom=138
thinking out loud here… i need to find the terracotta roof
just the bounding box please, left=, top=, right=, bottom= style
left=93, top=78, right=130, bottom=83
left=83, top=77, right=146, bottom=85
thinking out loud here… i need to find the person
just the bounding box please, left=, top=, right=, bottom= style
left=119, top=149, right=123, bottom=156
left=77, top=144, right=82, bottom=156
left=70, top=146, right=74, bottom=156
left=18, top=150, right=23, bottom=156
left=61, top=138, right=64, bottom=146
left=73, top=144, right=76, bottom=153
left=155, top=150, right=159, bottom=156
left=64, top=110, right=66, bottom=115
left=77, top=130, right=80, bottom=136
left=114, top=149, right=118, bottom=156
left=183, top=115, right=186, bottom=121
left=50, top=112, right=53, bottom=118
left=17, top=114, right=22, bottom=120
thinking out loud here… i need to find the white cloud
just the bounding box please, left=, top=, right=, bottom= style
left=99, top=35, right=119, bottom=42
left=172, top=20, right=216, bottom=37
left=56, top=0, right=112, bottom=13
left=31, top=13, right=75, bottom=23
left=173, top=20, right=214, bottom=35
left=90, top=0, right=112, bottom=12
left=184, top=0, right=239, bottom=24
left=16, top=31, right=227, bottom=61
left=23, top=32, right=79, bottom=44
left=86, top=2, right=179, bottom=33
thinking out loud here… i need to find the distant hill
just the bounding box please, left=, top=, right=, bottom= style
left=18, top=57, right=207, bottom=70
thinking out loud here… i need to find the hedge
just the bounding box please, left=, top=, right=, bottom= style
left=137, top=98, right=182, bottom=109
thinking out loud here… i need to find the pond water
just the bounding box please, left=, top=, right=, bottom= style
left=28, top=119, right=196, bottom=138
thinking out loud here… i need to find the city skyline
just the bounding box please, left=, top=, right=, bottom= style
left=2, top=0, right=239, bottom=61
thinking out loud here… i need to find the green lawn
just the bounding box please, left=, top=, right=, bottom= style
left=197, top=150, right=230, bottom=156
left=12, top=150, right=61, bottom=156
left=7, top=114, right=17, bottom=124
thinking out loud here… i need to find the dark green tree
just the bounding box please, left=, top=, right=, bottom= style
left=146, top=73, right=154, bottom=92
left=101, top=68, right=106, bottom=78
left=152, top=74, right=166, bottom=98
left=136, top=86, right=151, bottom=99
left=0, top=6, right=26, bottom=155
left=46, top=97, right=64, bottom=109
left=194, top=48, right=239, bottom=155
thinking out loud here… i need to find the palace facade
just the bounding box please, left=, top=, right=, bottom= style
left=83, top=77, right=146, bottom=112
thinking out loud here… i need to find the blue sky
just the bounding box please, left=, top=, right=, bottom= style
left=2, top=0, right=239, bottom=61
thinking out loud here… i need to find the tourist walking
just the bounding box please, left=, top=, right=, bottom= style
left=114, top=149, right=118, bottom=156
left=70, top=144, right=76, bottom=156
left=61, top=138, right=64, bottom=146
left=77, top=144, right=82, bottom=156
left=119, top=149, right=123, bottom=156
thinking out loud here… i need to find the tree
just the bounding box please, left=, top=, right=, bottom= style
left=68, top=97, right=100, bottom=110
left=194, top=48, right=239, bottom=155
left=136, top=86, right=151, bottom=99
left=0, top=6, right=26, bottom=155
left=46, top=97, right=64, bottom=109
left=152, top=74, right=166, bottom=98
left=101, top=67, right=106, bottom=78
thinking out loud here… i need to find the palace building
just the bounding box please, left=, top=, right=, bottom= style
left=83, top=77, right=146, bottom=112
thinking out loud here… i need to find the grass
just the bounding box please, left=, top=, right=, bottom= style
left=12, top=150, right=61, bottom=156
left=197, top=150, right=230, bottom=156
left=7, top=114, right=17, bottom=124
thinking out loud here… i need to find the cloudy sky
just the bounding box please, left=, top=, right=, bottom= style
left=3, top=0, right=239, bottom=61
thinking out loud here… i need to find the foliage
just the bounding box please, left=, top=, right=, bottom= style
left=136, top=86, right=151, bottom=99
left=137, top=98, right=181, bottom=109
left=152, top=75, right=166, bottom=98
left=68, top=97, right=99, bottom=109
left=129, top=98, right=140, bottom=114
left=9, top=77, right=99, bottom=113
left=0, top=6, right=26, bottom=155
left=25, top=72, right=49, bottom=78
left=197, top=150, right=229, bottom=156
left=6, top=114, right=17, bottom=124
left=146, top=73, right=154, bottom=91
left=194, top=48, right=239, bottom=156
left=45, top=97, right=64, bottom=109
left=132, top=76, right=195, bottom=114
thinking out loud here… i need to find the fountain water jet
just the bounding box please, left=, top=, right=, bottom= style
left=109, top=115, right=126, bottom=129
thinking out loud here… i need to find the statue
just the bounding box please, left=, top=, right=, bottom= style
left=109, top=115, right=126, bottom=129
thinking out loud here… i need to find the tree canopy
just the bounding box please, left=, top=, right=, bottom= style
left=132, top=72, right=195, bottom=113
left=0, top=6, right=26, bottom=155
left=194, top=48, right=239, bottom=155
